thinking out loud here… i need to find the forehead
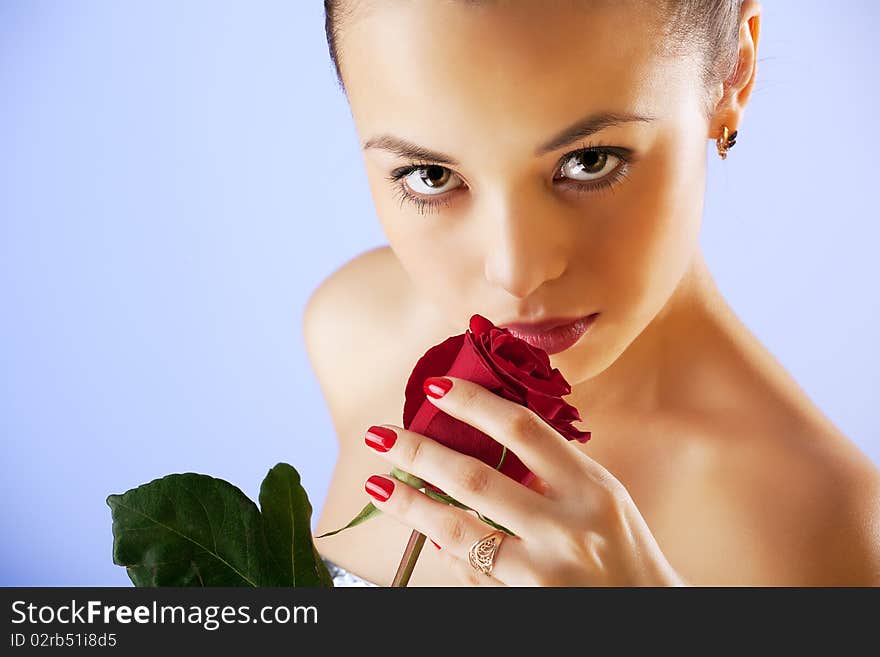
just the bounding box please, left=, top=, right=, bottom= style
left=340, top=0, right=695, bottom=155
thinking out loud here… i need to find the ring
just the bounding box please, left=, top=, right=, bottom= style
left=468, top=530, right=506, bottom=576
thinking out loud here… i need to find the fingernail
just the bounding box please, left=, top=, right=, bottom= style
left=430, top=539, right=441, bottom=550
left=365, top=426, right=397, bottom=452
left=365, top=475, right=394, bottom=502
left=423, top=376, right=453, bottom=399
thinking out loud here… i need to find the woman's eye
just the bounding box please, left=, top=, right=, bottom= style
left=387, top=145, right=633, bottom=216
left=557, top=150, right=621, bottom=183
left=401, top=165, right=463, bottom=196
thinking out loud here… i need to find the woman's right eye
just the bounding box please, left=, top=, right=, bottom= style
left=399, top=164, right=463, bottom=196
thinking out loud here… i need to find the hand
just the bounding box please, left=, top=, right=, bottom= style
left=362, top=376, right=687, bottom=587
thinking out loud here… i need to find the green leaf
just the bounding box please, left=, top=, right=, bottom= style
left=259, top=463, right=334, bottom=587
left=314, top=501, right=382, bottom=538
left=107, top=463, right=332, bottom=587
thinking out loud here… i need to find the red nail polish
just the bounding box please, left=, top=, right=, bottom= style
left=365, top=475, right=394, bottom=502
left=431, top=539, right=441, bottom=550
left=424, top=376, right=453, bottom=399
left=365, top=426, right=397, bottom=452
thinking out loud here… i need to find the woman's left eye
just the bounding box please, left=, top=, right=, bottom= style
left=555, top=149, right=622, bottom=183
left=386, top=146, right=632, bottom=216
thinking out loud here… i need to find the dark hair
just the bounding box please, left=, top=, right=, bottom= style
left=323, top=0, right=745, bottom=118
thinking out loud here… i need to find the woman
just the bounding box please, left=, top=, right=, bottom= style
left=306, top=0, right=880, bottom=586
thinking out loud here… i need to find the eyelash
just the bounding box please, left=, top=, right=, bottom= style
left=384, top=141, right=634, bottom=216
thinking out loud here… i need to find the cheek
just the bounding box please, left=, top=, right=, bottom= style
left=591, top=141, right=706, bottom=317
left=398, top=241, right=478, bottom=321
left=367, top=169, right=430, bottom=257
left=368, top=172, right=477, bottom=313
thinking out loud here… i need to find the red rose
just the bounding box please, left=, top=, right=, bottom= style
left=402, top=313, right=590, bottom=492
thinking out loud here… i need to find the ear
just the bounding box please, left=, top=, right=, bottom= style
left=708, top=0, right=762, bottom=139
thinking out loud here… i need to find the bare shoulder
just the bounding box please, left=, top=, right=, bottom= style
left=304, top=245, right=410, bottom=308
left=701, top=409, right=880, bottom=585
left=778, top=429, right=880, bottom=585
left=666, top=311, right=880, bottom=585
left=302, top=244, right=457, bottom=415
left=302, top=245, right=409, bottom=359
left=302, top=246, right=411, bottom=424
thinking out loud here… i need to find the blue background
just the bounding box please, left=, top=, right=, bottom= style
left=2, top=1, right=878, bottom=585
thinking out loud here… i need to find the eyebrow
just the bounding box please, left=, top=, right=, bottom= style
left=362, top=110, right=656, bottom=166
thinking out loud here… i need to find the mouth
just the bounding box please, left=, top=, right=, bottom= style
left=499, top=312, right=600, bottom=355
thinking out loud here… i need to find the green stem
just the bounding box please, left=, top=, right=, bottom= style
left=495, top=446, right=508, bottom=470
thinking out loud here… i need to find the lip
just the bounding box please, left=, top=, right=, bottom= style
left=500, top=312, right=599, bottom=355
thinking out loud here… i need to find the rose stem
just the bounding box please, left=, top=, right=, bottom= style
left=390, top=529, right=426, bottom=587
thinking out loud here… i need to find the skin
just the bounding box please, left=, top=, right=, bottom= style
left=306, top=0, right=880, bottom=585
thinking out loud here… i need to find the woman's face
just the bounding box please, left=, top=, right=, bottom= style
left=339, top=0, right=717, bottom=384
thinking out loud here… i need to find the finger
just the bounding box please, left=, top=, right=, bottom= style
left=422, top=376, right=584, bottom=489
left=365, top=424, right=556, bottom=539
left=364, top=473, right=528, bottom=586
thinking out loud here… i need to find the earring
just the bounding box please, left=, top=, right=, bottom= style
left=716, top=125, right=738, bottom=160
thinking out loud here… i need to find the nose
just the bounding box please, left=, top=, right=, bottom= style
left=483, top=195, right=568, bottom=299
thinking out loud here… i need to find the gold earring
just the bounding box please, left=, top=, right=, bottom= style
left=716, top=125, right=738, bottom=160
